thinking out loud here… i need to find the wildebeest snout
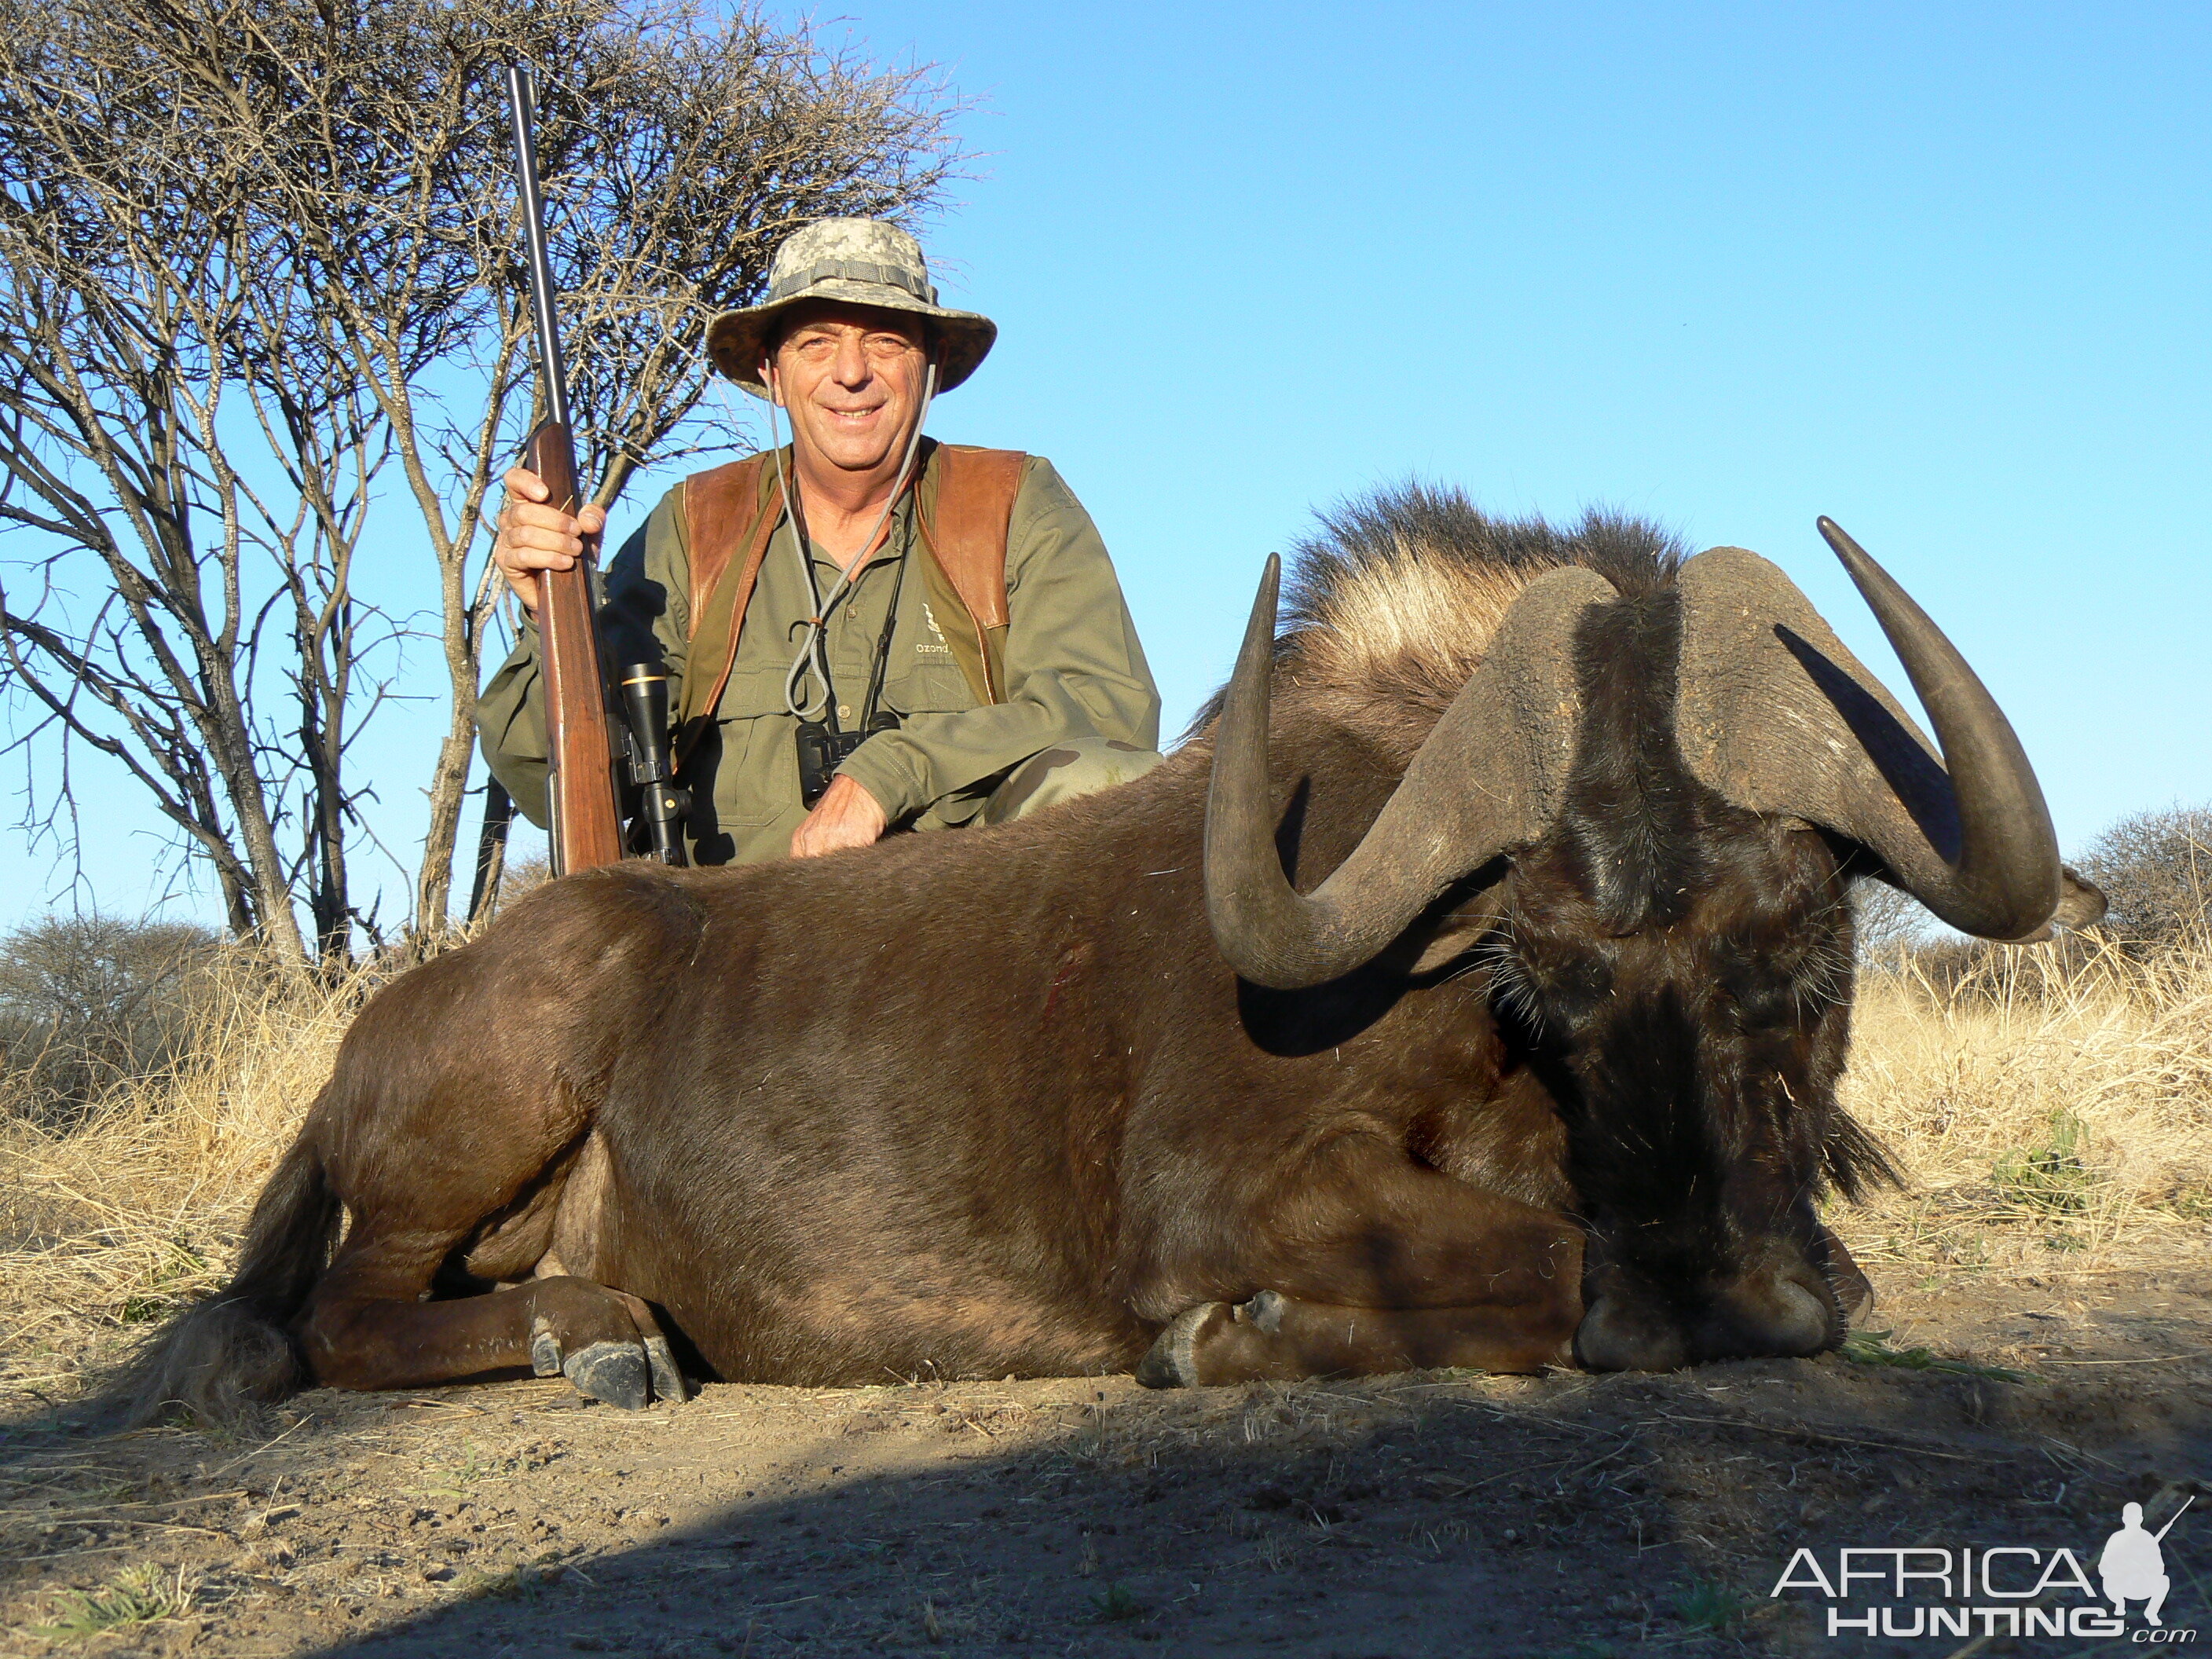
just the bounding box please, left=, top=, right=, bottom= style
left=1574, top=1260, right=1839, bottom=1372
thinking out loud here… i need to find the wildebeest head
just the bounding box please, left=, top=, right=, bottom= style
left=1203, top=493, right=2102, bottom=1369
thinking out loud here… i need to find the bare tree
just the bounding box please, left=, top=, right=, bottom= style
left=0, top=0, right=965, bottom=963
left=1851, top=876, right=1933, bottom=963
left=2077, top=804, right=2211, bottom=954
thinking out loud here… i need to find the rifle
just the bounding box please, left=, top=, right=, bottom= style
left=2154, top=1494, right=2194, bottom=1543
left=502, top=68, right=687, bottom=873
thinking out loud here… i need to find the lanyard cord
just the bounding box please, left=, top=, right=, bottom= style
left=783, top=507, right=912, bottom=733
left=769, top=359, right=939, bottom=722
left=857, top=545, right=910, bottom=728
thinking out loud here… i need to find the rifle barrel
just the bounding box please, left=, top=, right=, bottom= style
left=504, top=67, right=572, bottom=430
left=2153, top=1493, right=2193, bottom=1542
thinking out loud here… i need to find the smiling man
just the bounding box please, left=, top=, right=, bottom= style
left=479, top=218, right=1161, bottom=864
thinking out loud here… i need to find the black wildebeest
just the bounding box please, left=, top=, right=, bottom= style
left=127, top=490, right=2100, bottom=1423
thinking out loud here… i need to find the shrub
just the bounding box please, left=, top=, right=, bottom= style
left=2076, top=804, right=2212, bottom=954
left=1992, top=1109, right=2098, bottom=1217
left=0, top=915, right=218, bottom=1130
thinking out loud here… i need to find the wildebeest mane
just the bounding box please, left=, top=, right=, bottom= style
left=1284, top=481, right=1684, bottom=689
left=1187, top=482, right=1688, bottom=742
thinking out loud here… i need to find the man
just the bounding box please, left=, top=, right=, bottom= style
left=2098, top=1502, right=2174, bottom=1625
left=480, top=218, right=1160, bottom=863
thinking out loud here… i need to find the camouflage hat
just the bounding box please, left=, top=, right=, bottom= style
left=705, top=218, right=996, bottom=398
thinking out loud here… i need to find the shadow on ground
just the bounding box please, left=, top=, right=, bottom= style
left=3, top=1270, right=2208, bottom=1659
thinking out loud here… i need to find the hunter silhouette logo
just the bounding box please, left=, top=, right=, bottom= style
left=2102, top=1497, right=2191, bottom=1627
left=1770, top=1494, right=2196, bottom=1641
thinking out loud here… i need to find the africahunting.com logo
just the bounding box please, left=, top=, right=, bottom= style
left=1771, top=1496, right=2196, bottom=1642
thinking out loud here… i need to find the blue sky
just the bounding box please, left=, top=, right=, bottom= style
left=9, top=2, right=2207, bottom=927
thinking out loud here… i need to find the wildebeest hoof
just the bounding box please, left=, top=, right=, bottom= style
left=529, top=1317, right=562, bottom=1379
left=562, top=1340, right=650, bottom=1409
left=1234, top=1289, right=1287, bottom=1334
left=1135, top=1302, right=1232, bottom=1388
left=643, top=1336, right=687, bottom=1404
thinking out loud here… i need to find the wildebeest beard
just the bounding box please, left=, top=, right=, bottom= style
left=1487, top=581, right=1899, bottom=1370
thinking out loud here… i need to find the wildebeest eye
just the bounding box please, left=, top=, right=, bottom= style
left=1712, top=939, right=1798, bottom=1030
left=1724, top=976, right=1796, bottom=1031
left=1524, top=948, right=1613, bottom=1020
left=1715, top=919, right=1851, bottom=1032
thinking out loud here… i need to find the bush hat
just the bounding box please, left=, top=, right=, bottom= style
left=705, top=218, right=996, bottom=398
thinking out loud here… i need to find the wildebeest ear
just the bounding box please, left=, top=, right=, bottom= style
left=1997, top=866, right=2109, bottom=942
left=2054, top=866, right=2108, bottom=930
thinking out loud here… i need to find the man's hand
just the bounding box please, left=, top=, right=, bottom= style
left=491, top=464, right=608, bottom=615
left=791, top=773, right=888, bottom=859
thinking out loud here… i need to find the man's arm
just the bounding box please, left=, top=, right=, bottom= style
left=833, top=458, right=1159, bottom=824
left=480, top=485, right=692, bottom=827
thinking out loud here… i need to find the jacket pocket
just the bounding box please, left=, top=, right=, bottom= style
left=884, top=660, right=979, bottom=717
left=710, top=668, right=802, bottom=825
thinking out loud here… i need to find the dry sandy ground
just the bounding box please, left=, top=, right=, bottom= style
left=2, top=1258, right=2207, bottom=1659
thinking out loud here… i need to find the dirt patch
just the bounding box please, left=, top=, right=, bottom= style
left=5, top=929, right=2207, bottom=1654
left=3, top=1258, right=2207, bottom=1658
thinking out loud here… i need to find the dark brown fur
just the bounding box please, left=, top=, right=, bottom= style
left=125, top=489, right=1894, bottom=1423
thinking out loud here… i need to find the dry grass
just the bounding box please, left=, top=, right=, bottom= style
left=0, top=953, right=375, bottom=1408
left=1842, top=930, right=2212, bottom=1271
left=2, top=930, right=2207, bottom=1413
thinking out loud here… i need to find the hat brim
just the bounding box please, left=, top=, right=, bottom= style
left=705, top=279, right=996, bottom=397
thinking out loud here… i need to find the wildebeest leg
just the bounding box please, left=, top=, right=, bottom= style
left=1136, top=1141, right=1582, bottom=1386
left=1137, top=1291, right=1574, bottom=1386
left=287, top=877, right=701, bottom=1409
left=301, top=1229, right=682, bottom=1408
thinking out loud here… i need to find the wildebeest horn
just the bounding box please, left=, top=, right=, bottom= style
left=1206, top=555, right=1617, bottom=989
left=1675, top=522, right=2100, bottom=941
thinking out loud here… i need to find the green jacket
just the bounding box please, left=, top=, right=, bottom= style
left=478, top=446, right=1159, bottom=866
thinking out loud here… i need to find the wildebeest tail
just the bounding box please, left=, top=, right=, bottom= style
left=112, top=1133, right=339, bottom=1428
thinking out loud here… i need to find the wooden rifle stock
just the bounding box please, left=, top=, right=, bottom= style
left=506, top=65, right=624, bottom=876
left=524, top=417, right=624, bottom=874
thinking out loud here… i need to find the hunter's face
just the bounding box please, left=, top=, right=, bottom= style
left=769, top=304, right=929, bottom=476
